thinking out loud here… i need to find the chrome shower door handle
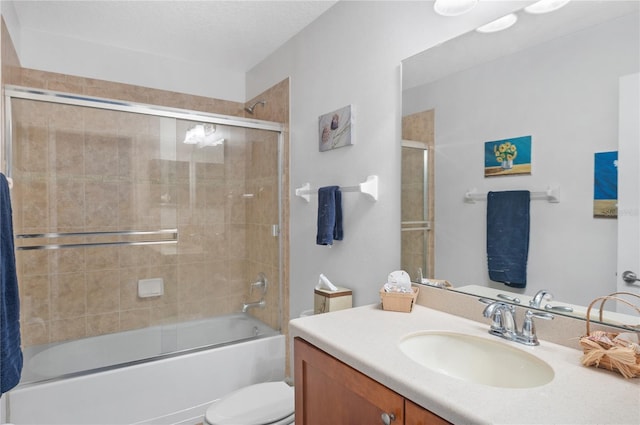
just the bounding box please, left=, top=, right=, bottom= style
left=622, top=270, right=640, bottom=284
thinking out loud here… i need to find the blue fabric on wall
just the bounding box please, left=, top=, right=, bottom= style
left=316, top=186, right=343, bottom=245
left=486, top=190, right=530, bottom=288
left=0, top=173, right=23, bottom=394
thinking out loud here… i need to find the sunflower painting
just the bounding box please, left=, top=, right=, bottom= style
left=484, top=135, right=532, bottom=177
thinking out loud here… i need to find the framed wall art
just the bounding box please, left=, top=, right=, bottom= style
left=319, top=105, right=353, bottom=152
left=484, top=135, right=532, bottom=177
left=593, top=150, right=618, bottom=218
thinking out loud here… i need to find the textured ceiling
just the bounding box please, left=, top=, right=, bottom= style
left=11, top=0, right=338, bottom=71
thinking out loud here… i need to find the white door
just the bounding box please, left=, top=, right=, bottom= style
left=616, top=73, right=640, bottom=304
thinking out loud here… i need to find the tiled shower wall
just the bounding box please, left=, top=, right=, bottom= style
left=2, top=20, right=288, bottom=348
left=10, top=97, right=281, bottom=348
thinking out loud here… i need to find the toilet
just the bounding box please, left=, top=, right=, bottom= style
left=204, top=381, right=295, bottom=425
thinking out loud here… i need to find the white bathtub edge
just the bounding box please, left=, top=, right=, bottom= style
left=8, top=334, right=285, bottom=425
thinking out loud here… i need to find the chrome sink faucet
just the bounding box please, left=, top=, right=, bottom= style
left=483, top=302, right=517, bottom=339
left=529, top=289, right=553, bottom=308
left=482, top=301, right=554, bottom=346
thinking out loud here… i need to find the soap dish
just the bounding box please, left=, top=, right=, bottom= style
left=380, top=287, right=419, bottom=313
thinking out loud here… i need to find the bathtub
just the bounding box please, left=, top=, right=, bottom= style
left=6, top=313, right=285, bottom=425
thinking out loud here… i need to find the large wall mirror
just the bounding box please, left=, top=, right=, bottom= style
left=401, top=1, right=639, bottom=329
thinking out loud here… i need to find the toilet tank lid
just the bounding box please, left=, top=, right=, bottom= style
left=205, top=381, right=294, bottom=425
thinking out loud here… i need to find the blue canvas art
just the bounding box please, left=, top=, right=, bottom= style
left=484, top=135, right=532, bottom=177
left=593, top=151, right=618, bottom=217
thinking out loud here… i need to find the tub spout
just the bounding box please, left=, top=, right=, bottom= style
left=242, top=299, right=266, bottom=313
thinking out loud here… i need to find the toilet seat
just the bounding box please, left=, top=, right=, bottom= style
left=205, top=381, right=295, bottom=425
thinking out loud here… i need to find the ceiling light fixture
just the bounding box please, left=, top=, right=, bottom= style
left=524, top=0, right=571, bottom=15
left=433, top=0, right=478, bottom=17
left=476, top=13, right=518, bottom=33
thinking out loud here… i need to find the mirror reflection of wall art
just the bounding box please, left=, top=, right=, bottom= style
left=319, top=105, right=353, bottom=152
left=593, top=151, right=618, bottom=218
left=484, top=135, right=532, bottom=177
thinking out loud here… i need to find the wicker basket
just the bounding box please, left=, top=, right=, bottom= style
left=579, top=292, right=640, bottom=379
left=380, top=287, right=419, bottom=312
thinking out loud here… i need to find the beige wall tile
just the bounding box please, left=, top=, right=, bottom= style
left=86, top=270, right=120, bottom=314
left=19, top=274, right=50, bottom=323
left=18, top=249, right=49, bottom=276
left=50, top=272, right=86, bottom=320
left=20, top=180, right=48, bottom=229
left=85, top=181, right=119, bottom=229
left=50, top=248, right=86, bottom=274
left=120, top=308, right=151, bottom=331
left=15, top=124, right=48, bottom=174
left=21, top=321, right=49, bottom=347
left=150, top=303, right=179, bottom=325
left=8, top=60, right=289, bottom=351
left=52, top=178, right=85, bottom=230
left=86, top=312, right=119, bottom=336
left=50, top=317, right=86, bottom=342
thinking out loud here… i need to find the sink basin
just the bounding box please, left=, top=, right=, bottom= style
left=398, top=331, right=554, bottom=388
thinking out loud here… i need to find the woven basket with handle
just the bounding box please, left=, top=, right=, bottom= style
left=579, top=292, right=640, bottom=379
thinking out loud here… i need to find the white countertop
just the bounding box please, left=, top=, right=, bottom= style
left=290, top=304, right=640, bottom=425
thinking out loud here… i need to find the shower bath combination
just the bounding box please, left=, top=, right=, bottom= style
left=3, top=85, right=285, bottom=425
left=245, top=99, right=266, bottom=114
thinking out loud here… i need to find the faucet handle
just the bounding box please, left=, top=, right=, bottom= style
left=520, top=310, right=554, bottom=346
left=478, top=298, right=495, bottom=305
left=249, top=272, right=268, bottom=295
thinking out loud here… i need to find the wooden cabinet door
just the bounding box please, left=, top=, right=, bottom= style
left=294, top=337, right=404, bottom=425
left=405, top=399, right=451, bottom=425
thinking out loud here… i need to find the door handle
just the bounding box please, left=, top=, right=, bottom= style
left=622, top=270, right=640, bottom=284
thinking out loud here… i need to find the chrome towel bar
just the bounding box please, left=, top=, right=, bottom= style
left=16, top=229, right=178, bottom=251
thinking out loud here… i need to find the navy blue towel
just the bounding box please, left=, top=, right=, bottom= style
left=0, top=173, right=22, bottom=394
left=486, top=190, right=530, bottom=288
left=316, top=186, right=343, bottom=245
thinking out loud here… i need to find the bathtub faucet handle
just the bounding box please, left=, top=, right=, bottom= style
left=249, top=272, right=268, bottom=295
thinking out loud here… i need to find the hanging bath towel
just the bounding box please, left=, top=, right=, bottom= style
left=1, top=173, right=22, bottom=394
left=316, top=186, right=343, bottom=245
left=486, top=190, right=530, bottom=288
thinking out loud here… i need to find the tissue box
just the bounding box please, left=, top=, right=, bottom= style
left=314, top=287, right=353, bottom=314
left=380, top=287, right=419, bottom=312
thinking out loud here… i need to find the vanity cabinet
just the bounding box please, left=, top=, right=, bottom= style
left=294, top=338, right=450, bottom=425
left=404, top=399, right=450, bottom=425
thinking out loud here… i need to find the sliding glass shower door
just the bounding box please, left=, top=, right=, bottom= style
left=5, top=87, right=283, bottom=382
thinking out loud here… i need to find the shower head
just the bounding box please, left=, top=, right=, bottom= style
left=245, top=100, right=266, bottom=114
